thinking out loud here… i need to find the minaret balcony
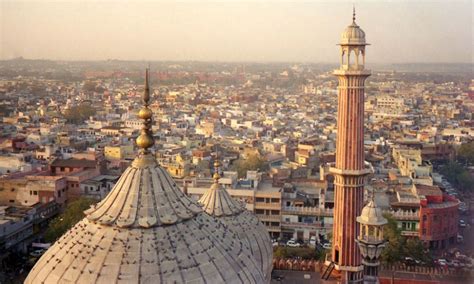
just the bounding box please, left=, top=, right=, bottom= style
left=334, top=68, right=371, bottom=76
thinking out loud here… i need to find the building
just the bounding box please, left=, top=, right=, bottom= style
left=0, top=202, right=58, bottom=254
left=387, top=183, right=460, bottom=250
left=103, top=144, right=134, bottom=160
left=328, top=9, right=371, bottom=283
left=416, top=185, right=459, bottom=249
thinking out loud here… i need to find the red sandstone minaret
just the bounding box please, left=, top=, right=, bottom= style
left=329, top=8, right=371, bottom=283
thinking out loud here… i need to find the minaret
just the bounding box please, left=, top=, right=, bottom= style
left=329, top=8, right=371, bottom=283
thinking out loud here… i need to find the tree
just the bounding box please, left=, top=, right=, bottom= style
left=440, top=161, right=474, bottom=193
left=63, top=104, right=96, bottom=124
left=273, top=247, right=288, bottom=258
left=457, top=171, right=474, bottom=192
left=404, top=238, right=431, bottom=264
left=83, top=81, right=98, bottom=93
left=381, top=214, right=404, bottom=264
left=381, top=214, right=432, bottom=265
left=458, top=141, right=474, bottom=165
left=44, top=197, right=97, bottom=242
left=232, top=154, right=267, bottom=178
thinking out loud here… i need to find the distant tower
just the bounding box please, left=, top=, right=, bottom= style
left=329, top=7, right=371, bottom=283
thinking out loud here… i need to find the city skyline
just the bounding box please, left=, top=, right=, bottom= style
left=1, top=0, right=472, bottom=63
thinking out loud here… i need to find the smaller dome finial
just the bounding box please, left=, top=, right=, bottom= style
left=136, top=68, right=155, bottom=153
left=213, top=148, right=221, bottom=183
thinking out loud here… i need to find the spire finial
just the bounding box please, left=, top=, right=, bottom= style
left=136, top=68, right=154, bottom=153
left=353, top=4, right=356, bottom=23
left=213, top=146, right=221, bottom=183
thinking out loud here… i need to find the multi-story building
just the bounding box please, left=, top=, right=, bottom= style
left=0, top=202, right=58, bottom=253
left=387, top=184, right=459, bottom=250
left=417, top=185, right=459, bottom=249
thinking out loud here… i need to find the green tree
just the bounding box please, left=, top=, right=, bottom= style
left=381, top=214, right=404, bottom=264
left=404, top=238, right=431, bottom=264
left=64, top=104, right=96, bottom=124
left=458, top=141, right=474, bottom=165
left=44, top=197, right=97, bottom=242
left=232, top=154, right=267, bottom=178
left=440, top=161, right=474, bottom=193
left=274, top=246, right=288, bottom=258
left=457, top=171, right=474, bottom=192
left=83, top=81, right=98, bottom=92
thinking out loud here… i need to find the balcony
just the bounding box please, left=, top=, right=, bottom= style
left=383, top=209, right=419, bottom=221
left=401, top=230, right=419, bottom=237
left=281, top=206, right=334, bottom=217
left=265, top=226, right=281, bottom=232
left=281, top=221, right=332, bottom=230
left=255, top=202, right=281, bottom=210
left=255, top=214, right=281, bottom=222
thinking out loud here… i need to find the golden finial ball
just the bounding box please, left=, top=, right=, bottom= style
left=138, top=107, right=153, bottom=119
left=136, top=133, right=154, bottom=149
left=214, top=160, right=220, bottom=168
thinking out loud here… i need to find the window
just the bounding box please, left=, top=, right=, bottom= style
left=33, top=191, right=38, bottom=195
left=422, top=215, right=427, bottom=221
left=422, top=229, right=426, bottom=235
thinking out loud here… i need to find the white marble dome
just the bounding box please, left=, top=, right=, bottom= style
left=198, top=176, right=273, bottom=283
left=356, top=199, right=387, bottom=226
left=341, top=22, right=366, bottom=45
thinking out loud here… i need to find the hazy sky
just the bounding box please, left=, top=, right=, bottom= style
left=1, top=0, right=472, bottom=63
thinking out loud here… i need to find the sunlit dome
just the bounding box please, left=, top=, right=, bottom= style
left=356, top=199, right=387, bottom=226
left=25, top=70, right=265, bottom=284
left=198, top=162, right=273, bottom=282
left=340, top=8, right=367, bottom=45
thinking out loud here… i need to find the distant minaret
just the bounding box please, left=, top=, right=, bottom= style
left=329, top=7, right=371, bottom=283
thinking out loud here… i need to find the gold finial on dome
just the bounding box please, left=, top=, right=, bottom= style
left=213, top=154, right=221, bottom=183
left=136, top=68, right=154, bottom=153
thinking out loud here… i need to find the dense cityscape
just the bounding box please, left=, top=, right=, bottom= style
left=1, top=2, right=473, bottom=284
left=1, top=57, right=472, bottom=282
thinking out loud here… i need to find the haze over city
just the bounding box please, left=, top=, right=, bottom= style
left=1, top=0, right=472, bottom=63
left=0, top=1, right=473, bottom=283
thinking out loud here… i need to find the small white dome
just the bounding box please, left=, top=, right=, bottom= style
left=199, top=181, right=273, bottom=282
left=341, top=22, right=366, bottom=45
left=356, top=200, right=387, bottom=226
